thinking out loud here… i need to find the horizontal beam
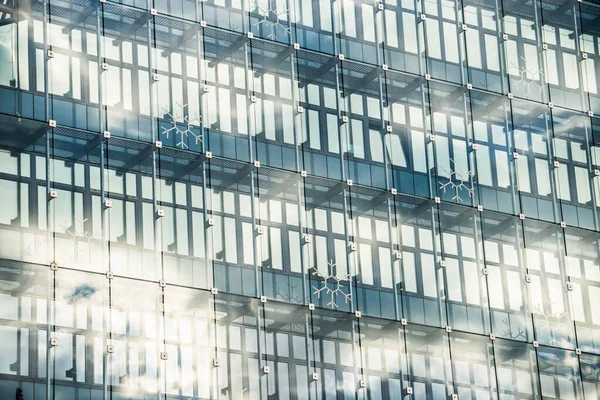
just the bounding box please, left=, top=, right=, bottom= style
left=0, top=270, right=37, bottom=296
left=298, top=56, right=338, bottom=88
left=511, top=104, right=547, bottom=127
left=208, top=36, right=249, bottom=68
left=342, top=67, right=382, bottom=98
left=471, top=96, right=506, bottom=120
left=21, top=126, right=48, bottom=149
left=62, top=2, right=97, bottom=33
left=440, top=208, right=475, bottom=234
left=481, top=217, right=516, bottom=239
left=161, top=25, right=199, bottom=57
left=255, top=46, right=295, bottom=77
left=524, top=224, right=560, bottom=246
left=115, top=145, right=154, bottom=175
left=214, top=302, right=255, bottom=324
left=366, top=190, right=392, bottom=211
left=264, top=307, right=305, bottom=332
left=502, top=0, right=530, bottom=14
left=166, top=153, right=208, bottom=182
left=385, top=78, right=422, bottom=102
left=311, top=315, right=352, bottom=338
left=113, top=14, right=151, bottom=46
left=434, top=85, right=466, bottom=110
left=260, top=174, right=300, bottom=200
left=401, top=200, right=432, bottom=222
left=80, top=134, right=103, bottom=159
left=306, top=181, right=346, bottom=211
left=213, top=162, right=256, bottom=192
left=543, top=1, right=574, bottom=21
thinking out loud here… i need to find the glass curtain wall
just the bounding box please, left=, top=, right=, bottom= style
left=1, top=0, right=600, bottom=397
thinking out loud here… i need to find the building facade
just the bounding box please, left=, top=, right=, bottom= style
left=1, top=0, right=600, bottom=397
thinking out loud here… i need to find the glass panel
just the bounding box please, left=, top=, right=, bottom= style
left=339, top=59, right=387, bottom=189
left=304, top=176, right=351, bottom=313
left=564, top=226, right=600, bottom=355
left=347, top=185, right=397, bottom=319
left=202, top=28, right=251, bottom=161
left=394, top=197, right=446, bottom=327
left=207, top=157, right=255, bottom=297
left=405, top=324, right=454, bottom=398
left=383, top=71, right=430, bottom=198
left=511, top=98, right=558, bottom=223
left=502, top=0, right=547, bottom=104
left=0, top=261, right=49, bottom=398
left=436, top=202, right=489, bottom=334
left=214, top=293, right=260, bottom=399
left=295, top=49, right=344, bottom=179
left=523, top=218, right=574, bottom=349
left=356, top=316, right=408, bottom=399
left=163, top=286, right=214, bottom=398
left=537, top=346, right=584, bottom=399
left=248, top=38, right=298, bottom=171
left=334, top=0, right=378, bottom=64
left=449, top=331, right=497, bottom=399
left=309, top=308, right=357, bottom=399
left=109, top=276, right=164, bottom=397
left=51, top=269, right=107, bottom=394
left=380, top=0, right=420, bottom=75
left=157, top=146, right=211, bottom=288
left=470, top=90, right=520, bottom=215
left=153, top=14, right=204, bottom=153
left=550, top=108, right=595, bottom=229
left=428, top=80, right=476, bottom=207
left=0, top=115, right=50, bottom=266
left=494, top=337, right=540, bottom=398
left=421, top=0, right=463, bottom=84
left=255, top=168, right=305, bottom=304
left=101, top=4, right=153, bottom=141
left=260, top=302, right=310, bottom=399
left=481, top=211, right=533, bottom=342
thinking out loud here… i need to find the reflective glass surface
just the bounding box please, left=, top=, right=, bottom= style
left=2, top=0, right=600, bottom=396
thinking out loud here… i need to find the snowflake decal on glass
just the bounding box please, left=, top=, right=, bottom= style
left=161, top=103, right=202, bottom=150
left=250, top=0, right=291, bottom=40
left=501, top=318, right=527, bottom=341
left=311, top=259, right=352, bottom=309
left=438, top=158, right=474, bottom=202
left=23, top=236, right=48, bottom=262
left=510, top=56, right=545, bottom=99
left=533, top=301, right=574, bottom=347
left=60, top=217, right=103, bottom=250
left=276, top=281, right=303, bottom=303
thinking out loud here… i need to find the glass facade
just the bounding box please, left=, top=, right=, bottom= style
left=1, top=0, right=600, bottom=397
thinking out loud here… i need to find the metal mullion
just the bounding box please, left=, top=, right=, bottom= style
left=241, top=8, right=261, bottom=305
left=544, top=120, right=574, bottom=347
left=574, top=277, right=596, bottom=337
left=529, top=0, right=549, bottom=106
left=432, top=203, right=451, bottom=331
left=472, top=210, right=502, bottom=398
left=332, top=2, right=361, bottom=391
left=444, top=328, right=460, bottom=399
left=144, top=2, right=168, bottom=396
left=43, top=0, right=52, bottom=391
left=134, top=174, right=145, bottom=253
left=576, top=111, right=600, bottom=232
left=545, top=110, right=565, bottom=224
left=239, top=4, right=266, bottom=399
left=146, top=0, right=161, bottom=279
left=371, top=0, right=402, bottom=313
left=455, top=0, right=468, bottom=86
left=195, top=2, right=214, bottom=316
left=410, top=242, right=427, bottom=305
